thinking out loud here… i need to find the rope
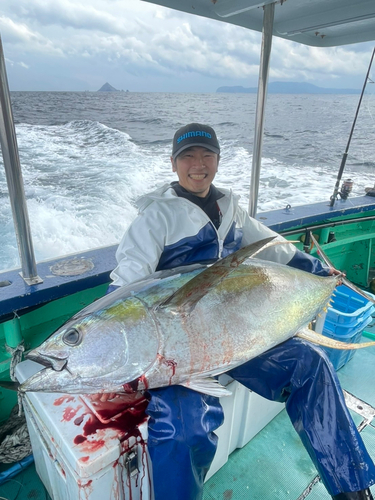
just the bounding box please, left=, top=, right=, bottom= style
left=0, top=406, right=32, bottom=463
left=1, top=342, right=31, bottom=463
left=5, top=340, right=25, bottom=381
left=5, top=339, right=25, bottom=416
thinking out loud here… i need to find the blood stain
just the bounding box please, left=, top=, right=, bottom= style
left=62, top=405, right=82, bottom=422
left=54, top=395, right=75, bottom=406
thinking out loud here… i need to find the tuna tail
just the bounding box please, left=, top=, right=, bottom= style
left=297, top=327, right=375, bottom=349
left=159, top=236, right=277, bottom=314
left=310, top=232, right=375, bottom=305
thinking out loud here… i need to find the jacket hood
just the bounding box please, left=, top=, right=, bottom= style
left=136, top=183, right=176, bottom=211
left=136, top=183, right=238, bottom=212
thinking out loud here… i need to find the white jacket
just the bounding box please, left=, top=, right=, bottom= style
left=110, top=184, right=296, bottom=287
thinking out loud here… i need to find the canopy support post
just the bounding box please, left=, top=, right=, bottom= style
left=248, top=2, right=275, bottom=218
left=0, top=36, right=42, bottom=285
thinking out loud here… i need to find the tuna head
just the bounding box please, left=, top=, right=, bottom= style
left=23, top=295, right=159, bottom=394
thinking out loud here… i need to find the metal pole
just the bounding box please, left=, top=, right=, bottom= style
left=0, top=36, right=42, bottom=285
left=248, top=2, right=275, bottom=218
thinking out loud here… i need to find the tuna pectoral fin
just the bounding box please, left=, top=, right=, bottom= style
left=159, top=236, right=276, bottom=314
left=180, top=377, right=232, bottom=397
left=296, top=327, right=375, bottom=349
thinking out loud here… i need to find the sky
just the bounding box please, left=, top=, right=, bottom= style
left=1, top=0, right=374, bottom=93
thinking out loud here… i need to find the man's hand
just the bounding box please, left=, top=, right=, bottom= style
left=328, top=268, right=342, bottom=276
left=329, top=267, right=345, bottom=285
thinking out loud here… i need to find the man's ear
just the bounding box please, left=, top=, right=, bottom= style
left=217, top=155, right=220, bottom=171
left=171, top=156, right=177, bottom=172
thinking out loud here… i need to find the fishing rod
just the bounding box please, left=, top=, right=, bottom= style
left=329, top=47, right=375, bottom=207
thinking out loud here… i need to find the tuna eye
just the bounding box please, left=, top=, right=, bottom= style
left=63, top=328, right=82, bottom=346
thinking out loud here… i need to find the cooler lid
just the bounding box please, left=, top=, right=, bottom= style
left=16, top=360, right=148, bottom=477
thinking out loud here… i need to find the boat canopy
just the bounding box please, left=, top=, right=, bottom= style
left=142, top=0, right=375, bottom=47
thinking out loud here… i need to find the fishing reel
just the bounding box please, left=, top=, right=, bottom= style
left=329, top=178, right=354, bottom=206
left=339, top=179, right=353, bottom=200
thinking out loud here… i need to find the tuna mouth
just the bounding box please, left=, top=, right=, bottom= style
left=27, top=350, right=68, bottom=371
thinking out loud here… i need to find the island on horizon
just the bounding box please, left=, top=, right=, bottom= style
left=217, top=81, right=360, bottom=95
left=98, top=82, right=120, bottom=92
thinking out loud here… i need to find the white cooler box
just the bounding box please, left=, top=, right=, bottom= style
left=16, top=360, right=153, bottom=500
left=205, top=374, right=284, bottom=480
left=16, top=361, right=284, bottom=496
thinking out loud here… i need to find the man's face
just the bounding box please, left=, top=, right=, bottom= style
left=171, top=146, right=219, bottom=198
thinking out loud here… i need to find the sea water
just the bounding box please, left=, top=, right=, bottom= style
left=1, top=91, right=375, bottom=271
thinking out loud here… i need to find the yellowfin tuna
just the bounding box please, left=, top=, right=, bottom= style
left=7, top=237, right=375, bottom=397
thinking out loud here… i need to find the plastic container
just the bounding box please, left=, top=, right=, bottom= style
left=205, top=375, right=284, bottom=480
left=322, top=314, right=373, bottom=370
left=324, top=285, right=375, bottom=328
left=15, top=360, right=152, bottom=500
left=233, top=386, right=284, bottom=449
left=321, top=286, right=375, bottom=370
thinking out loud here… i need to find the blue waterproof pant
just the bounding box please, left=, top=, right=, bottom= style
left=146, top=338, right=375, bottom=499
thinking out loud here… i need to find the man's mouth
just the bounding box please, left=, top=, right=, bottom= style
left=189, top=174, right=207, bottom=180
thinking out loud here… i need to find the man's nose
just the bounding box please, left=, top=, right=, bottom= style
left=192, top=155, right=204, bottom=166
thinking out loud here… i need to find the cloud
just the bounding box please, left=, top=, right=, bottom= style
left=269, top=40, right=374, bottom=85
left=0, top=16, right=64, bottom=57
left=1, top=0, right=374, bottom=91
left=7, top=0, right=155, bottom=36
left=4, top=57, right=29, bottom=69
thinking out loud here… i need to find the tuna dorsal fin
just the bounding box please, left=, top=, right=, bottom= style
left=158, top=236, right=276, bottom=314
left=297, top=327, right=375, bottom=349
left=310, top=232, right=375, bottom=305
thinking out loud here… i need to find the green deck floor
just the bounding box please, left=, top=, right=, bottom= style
left=1, top=341, right=375, bottom=500
left=0, top=464, right=51, bottom=500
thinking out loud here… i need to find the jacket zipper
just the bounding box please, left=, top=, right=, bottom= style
left=178, top=198, right=226, bottom=259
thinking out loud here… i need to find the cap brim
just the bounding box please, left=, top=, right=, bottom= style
left=172, top=143, right=220, bottom=160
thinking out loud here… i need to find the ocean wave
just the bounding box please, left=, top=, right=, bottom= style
left=1, top=92, right=374, bottom=271
left=127, top=117, right=164, bottom=125
left=264, top=132, right=288, bottom=140
left=217, top=121, right=238, bottom=127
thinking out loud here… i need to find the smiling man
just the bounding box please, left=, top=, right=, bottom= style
left=110, top=123, right=299, bottom=286
left=171, top=124, right=220, bottom=197
left=108, top=123, right=375, bottom=500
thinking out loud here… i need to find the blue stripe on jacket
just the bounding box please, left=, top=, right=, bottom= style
left=156, top=221, right=243, bottom=271
left=107, top=230, right=328, bottom=296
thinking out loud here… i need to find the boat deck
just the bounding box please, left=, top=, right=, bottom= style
left=1, top=333, right=375, bottom=500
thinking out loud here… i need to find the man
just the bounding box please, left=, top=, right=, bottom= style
left=108, top=123, right=375, bottom=500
